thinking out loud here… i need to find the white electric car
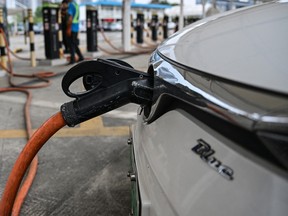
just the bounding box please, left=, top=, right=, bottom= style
left=129, top=1, right=288, bottom=216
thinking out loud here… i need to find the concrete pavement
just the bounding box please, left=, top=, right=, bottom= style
left=0, top=32, right=154, bottom=215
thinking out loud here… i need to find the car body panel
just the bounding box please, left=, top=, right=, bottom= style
left=148, top=54, right=288, bottom=133
left=157, top=1, right=288, bottom=94
left=130, top=1, right=288, bottom=216
left=131, top=109, right=288, bottom=216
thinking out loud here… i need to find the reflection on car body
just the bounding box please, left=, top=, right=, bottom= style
left=129, top=1, right=288, bottom=216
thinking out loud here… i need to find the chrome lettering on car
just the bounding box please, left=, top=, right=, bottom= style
left=192, top=139, right=234, bottom=180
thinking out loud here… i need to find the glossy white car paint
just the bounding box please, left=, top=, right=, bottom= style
left=130, top=1, right=288, bottom=216
left=158, top=1, right=288, bottom=94
left=132, top=109, right=288, bottom=216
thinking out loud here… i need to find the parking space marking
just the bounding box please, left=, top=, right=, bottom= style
left=0, top=117, right=129, bottom=139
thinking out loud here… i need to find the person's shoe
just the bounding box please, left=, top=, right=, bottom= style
left=78, top=57, right=84, bottom=62
left=66, top=61, right=75, bottom=66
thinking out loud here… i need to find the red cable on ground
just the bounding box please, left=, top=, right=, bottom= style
left=132, top=40, right=156, bottom=49
left=0, top=27, right=58, bottom=215
left=0, top=28, right=56, bottom=89
left=0, top=87, right=38, bottom=216
left=0, top=87, right=39, bottom=216
left=0, top=112, right=66, bottom=216
left=99, top=28, right=155, bottom=55
left=0, top=88, right=32, bottom=136
left=11, top=157, right=38, bottom=216
left=7, top=46, right=46, bottom=62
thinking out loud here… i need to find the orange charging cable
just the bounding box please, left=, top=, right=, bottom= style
left=0, top=26, right=58, bottom=215
left=0, top=88, right=35, bottom=216
left=0, top=112, right=66, bottom=216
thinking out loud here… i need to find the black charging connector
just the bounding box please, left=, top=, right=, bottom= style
left=61, top=59, right=153, bottom=127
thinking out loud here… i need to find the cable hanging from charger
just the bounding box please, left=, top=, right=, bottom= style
left=0, top=58, right=154, bottom=216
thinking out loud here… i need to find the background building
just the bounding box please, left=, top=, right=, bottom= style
left=79, top=1, right=171, bottom=31
left=3, top=0, right=270, bottom=35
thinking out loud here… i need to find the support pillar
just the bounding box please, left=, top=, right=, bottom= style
left=122, top=0, right=131, bottom=52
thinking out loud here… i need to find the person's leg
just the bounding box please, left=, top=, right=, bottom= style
left=63, top=31, right=69, bottom=53
left=62, top=21, right=68, bottom=53
left=69, top=34, right=76, bottom=64
left=74, top=32, right=84, bottom=61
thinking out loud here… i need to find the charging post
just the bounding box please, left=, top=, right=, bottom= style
left=27, top=9, right=36, bottom=67
left=86, top=5, right=100, bottom=57
left=57, top=8, right=64, bottom=58
left=136, top=13, right=144, bottom=44
left=151, top=14, right=158, bottom=42
left=162, top=15, right=168, bottom=39
left=41, top=2, right=66, bottom=66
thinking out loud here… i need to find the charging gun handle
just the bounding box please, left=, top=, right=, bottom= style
left=61, top=59, right=153, bottom=127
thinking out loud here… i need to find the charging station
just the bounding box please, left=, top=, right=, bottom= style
left=42, top=4, right=60, bottom=59
left=163, top=15, right=168, bottom=39
left=136, top=13, right=144, bottom=44
left=151, top=14, right=158, bottom=42
left=86, top=6, right=98, bottom=52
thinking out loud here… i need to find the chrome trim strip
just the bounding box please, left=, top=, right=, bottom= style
left=149, top=51, right=288, bottom=133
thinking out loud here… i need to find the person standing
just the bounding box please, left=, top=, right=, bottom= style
left=61, top=0, right=69, bottom=54
left=66, top=0, right=84, bottom=64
